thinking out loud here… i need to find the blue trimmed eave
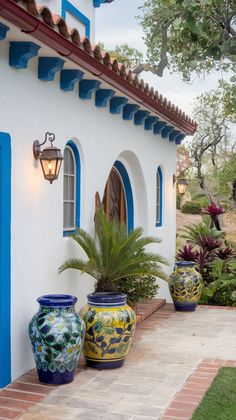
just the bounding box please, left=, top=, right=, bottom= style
left=0, top=23, right=187, bottom=144
left=94, top=0, right=114, bottom=7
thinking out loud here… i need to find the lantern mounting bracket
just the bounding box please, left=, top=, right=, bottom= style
left=33, top=132, right=55, bottom=159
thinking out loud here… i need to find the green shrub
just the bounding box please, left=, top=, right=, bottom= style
left=115, top=275, right=160, bottom=308
left=181, top=201, right=202, bottom=214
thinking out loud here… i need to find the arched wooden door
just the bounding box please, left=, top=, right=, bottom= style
left=102, top=167, right=127, bottom=224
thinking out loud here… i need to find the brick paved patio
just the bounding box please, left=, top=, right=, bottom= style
left=0, top=302, right=236, bottom=419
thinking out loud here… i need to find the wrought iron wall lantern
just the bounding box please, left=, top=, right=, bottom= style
left=173, top=175, right=189, bottom=196
left=33, top=132, right=63, bottom=183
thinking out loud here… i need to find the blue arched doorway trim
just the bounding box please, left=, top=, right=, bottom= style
left=114, top=160, right=134, bottom=232
left=156, top=166, right=163, bottom=227
left=63, top=140, right=81, bottom=236
left=0, top=132, right=11, bottom=387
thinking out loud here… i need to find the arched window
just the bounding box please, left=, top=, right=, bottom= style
left=102, top=161, right=134, bottom=232
left=63, top=141, right=80, bottom=234
left=156, top=166, right=163, bottom=227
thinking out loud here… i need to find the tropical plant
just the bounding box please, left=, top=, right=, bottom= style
left=59, top=209, right=168, bottom=301
left=180, top=222, right=225, bottom=246
left=200, top=261, right=236, bottom=306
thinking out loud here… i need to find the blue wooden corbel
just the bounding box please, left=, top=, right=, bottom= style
left=134, top=110, right=150, bottom=126
left=0, top=22, right=9, bottom=40
left=110, top=97, right=128, bottom=114
left=175, top=134, right=185, bottom=145
left=79, top=79, right=101, bottom=99
left=95, top=89, right=115, bottom=107
left=169, top=130, right=180, bottom=142
left=93, top=0, right=110, bottom=7
left=144, top=116, right=158, bottom=131
left=38, top=57, right=65, bottom=81
left=153, top=121, right=167, bottom=135
left=123, top=104, right=140, bottom=121
left=60, top=69, right=84, bottom=91
left=161, top=125, right=174, bottom=139
left=9, top=42, right=40, bottom=69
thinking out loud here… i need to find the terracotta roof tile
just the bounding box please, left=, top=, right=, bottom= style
left=5, top=0, right=197, bottom=134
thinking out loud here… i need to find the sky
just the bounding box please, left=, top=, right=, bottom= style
left=95, top=0, right=222, bottom=118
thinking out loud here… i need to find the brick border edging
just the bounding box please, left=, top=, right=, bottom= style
left=161, top=358, right=236, bottom=420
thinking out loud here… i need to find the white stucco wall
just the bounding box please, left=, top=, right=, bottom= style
left=0, top=22, right=177, bottom=380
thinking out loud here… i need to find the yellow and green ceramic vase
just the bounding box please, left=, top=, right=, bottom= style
left=80, top=292, right=136, bottom=369
left=169, top=261, right=203, bottom=311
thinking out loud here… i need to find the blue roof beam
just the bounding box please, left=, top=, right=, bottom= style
left=0, top=22, right=9, bottom=40
left=9, top=42, right=40, bottom=69
left=95, top=89, right=115, bottom=107
left=79, top=79, right=101, bottom=99
left=153, top=121, right=167, bottom=135
left=123, top=104, right=140, bottom=121
left=93, top=0, right=113, bottom=7
left=169, top=130, right=181, bottom=142
left=110, top=97, right=128, bottom=114
left=60, top=69, right=84, bottom=91
left=144, top=116, right=158, bottom=131
left=134, top=110, right=150, bottom=126
left=38, top=57, right=65, bottom=81
left=175, top=134, right=185, bottom=145
left=161, top=125, right=174, bottom=139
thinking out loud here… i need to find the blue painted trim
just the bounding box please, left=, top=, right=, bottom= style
left=153, top=121, right=167, bottom=135
left=161, top=125, right=174, bottom=139
left=144, top=116, right=158, bottom=131
left=156, top=166, right=163, bottom=227
left=38, top=57, right=65, bottom=81
left=94, top=0, right=113, bottom=7
left=0, top=132, right=11, bottom=387
left=61, top=0, right=90, bottom=38
left=79, top=79, right=101, bottom=99
left=175, top=134, right=185, bottom=145
left=0, top=22, right=9, bottom=40
left=123, top=104, right=140, bottom=121
left=60, top=69, right=84, bottom=91
left=110, top=97, right=128, bottom=114
left=95, top=89, right=115, bottom=107
left=169, top=130, right=180, bottom=142
left=113, top=160, right=134, bottom=232
left=63, top=140, right=81, bottom=236
left=134, top=110, right=150, bottom=126
left=9, top=42, right=40, bottom=69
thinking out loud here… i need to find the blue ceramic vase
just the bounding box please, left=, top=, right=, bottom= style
left=169, top=261, right=203, bottom=311
left=29, top=294, right=85, bottom=384
left=80, top=292, right=136, bottom=369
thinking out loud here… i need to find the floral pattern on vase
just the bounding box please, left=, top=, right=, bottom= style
left=169, top=261, right=203, bottom=311
left=80, top=292, right=136, bottom=369
left=29, top=294, right=85, bottom=384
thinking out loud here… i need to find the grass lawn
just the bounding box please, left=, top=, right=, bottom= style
left=192, top=367, right=236, bottom=420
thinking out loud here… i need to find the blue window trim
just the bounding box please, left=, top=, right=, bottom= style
left=156, top=166, right=163, bottom=227
left=63, top=140, right=81, bottom=236
left=113, top=160, right=134, bottom=232
left=61, top=0, right=91, bottom=38
left=0, top=132, right=11, bottom=387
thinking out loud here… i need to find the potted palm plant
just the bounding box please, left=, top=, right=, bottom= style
left=59, top=208, right=168, bottom=369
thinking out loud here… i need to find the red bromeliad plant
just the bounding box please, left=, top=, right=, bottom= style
left=202, top=203, right=225, bottom=217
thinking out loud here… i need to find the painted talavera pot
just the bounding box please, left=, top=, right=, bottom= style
left=29, top=294, right=85, bottom=384
left=80, top=292, right=136, bottom=369
left=169, top=261, right=203, bottom=311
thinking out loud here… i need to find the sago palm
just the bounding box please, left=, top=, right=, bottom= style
left=59, top=208, right=168, bottom=292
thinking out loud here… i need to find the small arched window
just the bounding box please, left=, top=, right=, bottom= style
left=156, top=166, right=163, bottom=227
left=63, top=141, right=80, bottom=234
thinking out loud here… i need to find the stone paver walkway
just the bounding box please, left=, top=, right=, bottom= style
left=2, top=304, right=236, bottom=419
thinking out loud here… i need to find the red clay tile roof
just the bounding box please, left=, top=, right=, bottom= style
left=2, top=0, right=197, bottom=135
